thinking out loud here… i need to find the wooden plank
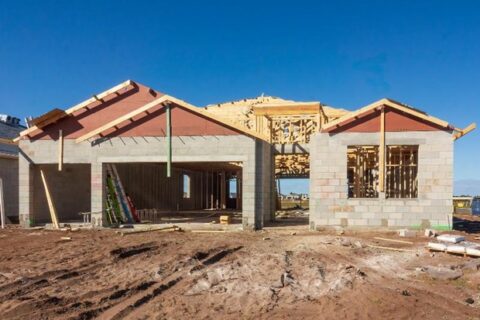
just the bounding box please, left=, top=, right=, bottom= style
left=373, top=237, right=414, bottom=245
left=367, top=245, right=416, bottom=252
left=0, top=178, right=5, bottom=229
left=40, top=169, right=60, bottom=229
left=58, top=130, right=63, bottom=171
left=253, top=104, right=321, bottom=115
left=379, top=107, right=385, bottom=192
left=75, top=96, right=169, bottom=143
left=15, top=80, right=134, bottom=141
left=453, top=122, right=476, bottom=140
left=0, top=137, right=17, bottom=145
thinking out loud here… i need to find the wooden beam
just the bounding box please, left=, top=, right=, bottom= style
left=166, top=102, right=172, bottom=178
left=40, top=169, right=59, bottom=229
left=0, top=137, right=17, bottom=145
left=75, top=96, right=169, bottom=143
left=58, top=130, right=63, bottom=171
left=253, top=104, right=321, bottom=116
left=15, top=80, right=134, bottom=141
left=0, top=178, right=5, bottom=229
left=453, top=122, right=476, bottom=140
left=379, top=107, right=385, bottom=192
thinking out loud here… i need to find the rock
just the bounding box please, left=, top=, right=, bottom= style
left=340, top=239, right=351, bottom=247
left=354, top=241, right=363, bottom=248
left=401, top=290, right=411, bottom=296
left=263, top=237, right=271, bottom=241
left=465, top=297, right=474, bottom=304
left=424, top=266, right=463, bottom=280
left=290, top=232, right=297, bottom=236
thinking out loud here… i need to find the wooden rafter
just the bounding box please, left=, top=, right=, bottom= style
left=14, top=80, right=134, bottom=142
left=0, top=137, right=17, bottom=145
left=322, top=98, right=451, bottom=132
left=75, top=94, right=269, bottom=143
left=453, top=123, right=476, bottom=140
left=75, top=96, right=169, bottom=143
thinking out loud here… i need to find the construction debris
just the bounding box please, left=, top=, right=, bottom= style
left=398, top=229, right=416, bottom=237
left=436, top=234, right=465, bottom=243
left=367, top=245, right=416, bottom=253
left=373, top=237, right=414, bottom=245
left=116, top=225, right=180, bottom=236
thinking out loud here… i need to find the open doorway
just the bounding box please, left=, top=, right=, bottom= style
left=271, top=154, right=310, bottom=226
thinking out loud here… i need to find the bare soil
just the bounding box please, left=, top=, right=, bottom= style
left=0, top=226, right=479, bottom=319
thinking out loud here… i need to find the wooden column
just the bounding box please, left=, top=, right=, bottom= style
left=166, top=103, right=172, bottom=178
left=379, top=107, right=385, bottom=192
left=58, top=130, right=64, bottom=171
left=220, top=171, right=226, bottom=209
left=0, top=178, right=5, bottom=229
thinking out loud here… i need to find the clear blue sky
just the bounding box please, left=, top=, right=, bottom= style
left=1, top=1, right=478, bottom=194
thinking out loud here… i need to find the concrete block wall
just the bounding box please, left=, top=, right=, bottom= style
left=19, top=135, right=273, bottom=230
left=310, top=131, right=453, bottom=230
left=0, top=157, right=19, bottom=218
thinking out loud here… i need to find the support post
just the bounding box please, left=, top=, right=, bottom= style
left=40, top=169, right=59, bottom=229
left=166, top=103, right=172, bottom=178
left=58, top=129, right=64, bottom=171
left=379, top=107, right=385, bottom=192
left=0, top=178, right=5, bottom=229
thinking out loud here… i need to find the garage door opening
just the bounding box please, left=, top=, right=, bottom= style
left=109, top=162, right=243, bottom=226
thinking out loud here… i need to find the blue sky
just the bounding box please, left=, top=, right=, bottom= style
left=0, top=1, right=478, bottom=194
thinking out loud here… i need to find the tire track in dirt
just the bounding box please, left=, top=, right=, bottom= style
left=90, top=246, right=243, bottom=320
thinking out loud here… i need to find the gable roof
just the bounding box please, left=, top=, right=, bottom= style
left=321, top=98, right=453, bottom=133
left=15, top=80, right=269, bottom=143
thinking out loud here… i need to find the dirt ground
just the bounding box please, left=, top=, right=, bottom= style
left=1, top=226, right=480, bottom=320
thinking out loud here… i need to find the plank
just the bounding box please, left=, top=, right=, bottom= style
left=58, top=130, right=63, bottom=171
left=373, top=237, right=414, bottom=245
left=367, top=245, right=416, bottom=252
left=40, top=169, right=59, bottom=229
left=0, top=178, right=5, bottom=229
left=379, top=107, right=385, bottom=192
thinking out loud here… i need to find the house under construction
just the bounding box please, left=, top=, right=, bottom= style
left=14, top=80, right=476, bottom=230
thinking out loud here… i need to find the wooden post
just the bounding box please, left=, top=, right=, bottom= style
left=379, top=107, right=385, bottom=192
left=58, top=129, right=64, bottom=171
left=166, top=103, right=172, bottom=178
left=0, top=178, right=5, bottom=229
left=220, top=171, right=226, bottom=209
left=40, top=169, right=59, bottom=229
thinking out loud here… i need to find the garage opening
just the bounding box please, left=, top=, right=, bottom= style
left=33, top=164, right=91, bottom=225
left=108, top=162, right=243, bottom=225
